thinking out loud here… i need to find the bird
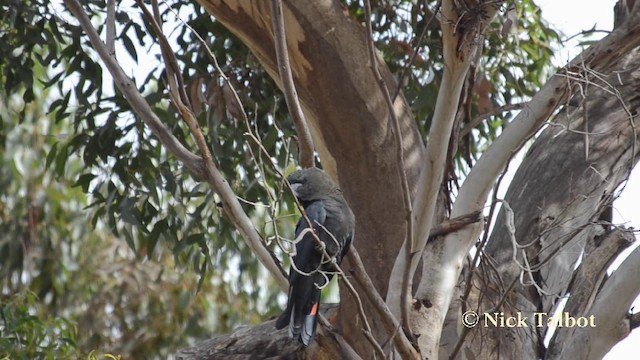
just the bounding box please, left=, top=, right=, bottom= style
left=275, top=168, right=355, bottom=346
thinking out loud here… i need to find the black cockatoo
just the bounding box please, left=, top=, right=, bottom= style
left=275, top=168, right=355, bottom=346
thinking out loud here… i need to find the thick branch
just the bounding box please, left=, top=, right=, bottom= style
left=555, top=246, right=640, bottom=360
left=387, top=2, right=499, bottom=356
left=547, top=228, right=636, bottom=359
left=176, top=307, right=357, bottom=360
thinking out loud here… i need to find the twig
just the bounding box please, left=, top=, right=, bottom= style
left=63, top=0, right=202, bottom=177
left=64, top=0, right=288, bottom=290
left=269, top=0, right=315, bottom=168
left=106, top=0, right=115, bottom=57
left=348, top=249, right=419, bottom=360
left=563, top=29, right=611, bottom=42
left=459, top=102, right=527, bottom=138
left=392, top=1, right=441, bottom=102
left=363, top=0, right=415, bottom=343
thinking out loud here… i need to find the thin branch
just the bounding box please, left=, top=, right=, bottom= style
left=140, top=0, right=192, bottom=112
left=392, top=1, right=441, bottom=102
left=63, top=0, right=202, bottom=177
left=459, top=102, right=527, bottom=138
left=269, top=0, right=315, bottom=168
left=64, top=0, right=288, bottom=290
left=334, top=254, right=388, bottom=360
left=428, top=211, right=482, bottom=239
left=106, top=0, right=115, bottom=57
left=363, top=0, right=415, bottom=342
left=348, top=249, right=420, bottom=360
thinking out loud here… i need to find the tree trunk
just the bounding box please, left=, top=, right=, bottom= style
left=177, top=1, right=640, bottom=359
left=197, top=0, right=426, bottom=356
left=455, top=47, right=640, bottom=360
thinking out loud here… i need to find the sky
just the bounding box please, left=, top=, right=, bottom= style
left=532, top=1, right=639, bottom=358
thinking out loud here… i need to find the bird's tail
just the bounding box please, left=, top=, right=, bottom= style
left=275, top=284, right=321, bottom=346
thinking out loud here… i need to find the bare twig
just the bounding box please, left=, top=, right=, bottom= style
left=348, top=249, right=420, bottom=360
left=269, top=0, right=315, bottom=168
left=64, top=0, right=288, bottom=290
left=392, top=1, right=442, bottom=102
left=363, top=0, right=415, bottom=342
left=63, top=0, right=202, bottom=177
left=106, top=0, right=115, bottom=57
left=460, top=102, right=527, bottom=138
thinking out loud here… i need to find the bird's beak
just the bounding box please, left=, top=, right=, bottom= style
left=290, top=183, right=302, bottom=197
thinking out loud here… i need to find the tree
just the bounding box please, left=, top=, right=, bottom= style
left=3, top=0, right=640, bottom=359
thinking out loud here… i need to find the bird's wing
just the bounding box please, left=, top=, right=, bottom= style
left=291, top=201, right=327, bottom=278
left=286, top=200, right=326, bottom=345
left=339, top=228, right=354, bottom=263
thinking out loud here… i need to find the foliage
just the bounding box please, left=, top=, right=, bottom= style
left=0, top=0, right=564, bottom=358
left=1, top=291, right=80, bottom=359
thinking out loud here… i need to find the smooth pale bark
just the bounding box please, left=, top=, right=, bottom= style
left=386, top=5, right=500, bottom=355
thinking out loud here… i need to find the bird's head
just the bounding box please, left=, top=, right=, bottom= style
left=287, top=168, right=339, bottom=202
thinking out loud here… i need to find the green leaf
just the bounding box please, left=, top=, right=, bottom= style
left=120, top=33, right=138, bottom=62
left=45, top=142, right=58, bottom=170
left=73, top=173, right=95, bottom=193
